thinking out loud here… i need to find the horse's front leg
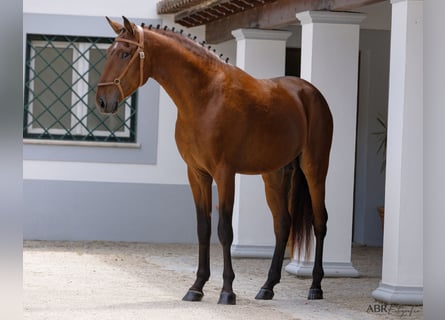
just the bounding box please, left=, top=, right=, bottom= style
left=182, top=167, right=213, bottom=302
left=214, top=169, right=236, bottom=305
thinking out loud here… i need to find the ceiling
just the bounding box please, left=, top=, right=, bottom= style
left=156, top=0, right=386, bottom=43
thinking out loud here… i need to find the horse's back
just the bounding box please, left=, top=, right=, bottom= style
left=176, top=71, right=332, bottom=175
left=221, top=74, right=332, bottom=173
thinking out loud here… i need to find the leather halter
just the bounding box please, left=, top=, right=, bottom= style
left=97, top=25, right=145, bottom=100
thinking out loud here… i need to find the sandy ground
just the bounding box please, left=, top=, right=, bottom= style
left=24, top=241, right=423, bottom=320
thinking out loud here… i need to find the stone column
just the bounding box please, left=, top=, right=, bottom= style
left=231, top=28, right=291, bottom=257
left=372, top=0, right=423, bottom=305
left=285, top=11, right=365, bottom=277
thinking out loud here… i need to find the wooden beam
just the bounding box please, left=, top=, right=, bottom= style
left=157, top=0, right=210, bottom=14
left=204, top=0, right=385, bottom=43
left=328, top=0, right=386, bottom=11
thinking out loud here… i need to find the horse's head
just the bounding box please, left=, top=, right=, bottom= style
left=96, top=17, right=146, bottom=114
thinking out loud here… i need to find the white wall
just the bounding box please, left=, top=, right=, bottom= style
left=353, top=1, right=391, bottom=246
left=24, top=0, right=158, bottom=19
left=354, top=29, right=391, bottom=246
left=360, top=0, right=392, bottom=30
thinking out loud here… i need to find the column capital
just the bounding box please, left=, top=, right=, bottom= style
left=296, top=10, right=366, bottom=26
left=231, top=28, right=292, bottom=41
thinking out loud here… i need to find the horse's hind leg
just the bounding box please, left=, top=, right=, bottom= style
left=300, top=154, right=329, bottom=300
left=182, top=167, right=213, bottom=302
left=255, top=167, right=292, bottom=300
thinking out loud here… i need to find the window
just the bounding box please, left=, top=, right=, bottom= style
left=24, top=34, right=137, bottom=143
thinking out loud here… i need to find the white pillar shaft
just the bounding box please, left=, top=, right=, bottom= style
left=231, top=29, right=291, bottom=257
left=424, top=0, right=445, bottom=316
left=285, top=11, right=364, bottom=277
left=233, top=29, right=290, bottom=78
left=372, top=0, right=423, bottom=305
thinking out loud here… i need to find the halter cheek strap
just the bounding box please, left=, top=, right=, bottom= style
left=98, top=25, right=145, bottom=100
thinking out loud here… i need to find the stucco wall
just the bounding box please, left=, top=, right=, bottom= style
left=354, top=29, right=391, bottom=246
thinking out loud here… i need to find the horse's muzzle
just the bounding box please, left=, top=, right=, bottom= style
left=96, top=96, right=119, bottom=114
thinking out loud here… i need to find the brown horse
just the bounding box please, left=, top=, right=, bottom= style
left=96, top=17, right=333, bottom=305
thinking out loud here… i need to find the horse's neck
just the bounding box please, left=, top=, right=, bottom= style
left=144, top=30, right=214, bottom=116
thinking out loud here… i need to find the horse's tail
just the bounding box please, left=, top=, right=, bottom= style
left=289, top=162, right=313, bottom=261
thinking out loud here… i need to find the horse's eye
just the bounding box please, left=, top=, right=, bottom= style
left=120, top=52, right=130, bottom=59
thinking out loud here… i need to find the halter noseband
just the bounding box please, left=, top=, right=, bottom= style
left=98, top=25, right=145, bottom=100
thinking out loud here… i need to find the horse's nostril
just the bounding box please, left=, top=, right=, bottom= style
left=97, top=97, right=106, bottom=111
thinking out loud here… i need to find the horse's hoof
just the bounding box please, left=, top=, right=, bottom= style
left=255, top=288, right=274, bottom=300
left=182, top=289, right=204, bottom=302
left=307, top=288, right=323, bottom=300
left=218, top=291, right=236, bottom=305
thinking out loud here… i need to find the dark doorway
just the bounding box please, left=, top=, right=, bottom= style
left=285, top=48, right=301, bottom=77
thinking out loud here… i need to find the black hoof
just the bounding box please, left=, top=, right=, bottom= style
left=182, top=289, right=204, bottom=302
left=218, top=291, right=236, bottom=305
left=307, top=288, right=323, bottom=300
left=255, top=288, right=274, bottom=300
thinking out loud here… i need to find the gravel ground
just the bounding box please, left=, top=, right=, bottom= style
left=24, top=241, right=423, bottom=320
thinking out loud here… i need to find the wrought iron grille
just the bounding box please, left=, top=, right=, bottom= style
left=24, top=34, right=137, bottom=142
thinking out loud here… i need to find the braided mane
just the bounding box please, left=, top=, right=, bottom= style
left=142, top=23, right=230, bottom=64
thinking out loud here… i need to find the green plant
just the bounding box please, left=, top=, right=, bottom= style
left=373, top=114, right=387, bottom=173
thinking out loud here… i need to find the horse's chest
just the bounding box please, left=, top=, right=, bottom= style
left=174, top=120, right=216, bottom=169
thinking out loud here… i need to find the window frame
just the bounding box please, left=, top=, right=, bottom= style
left=24, top=34, right=137, bottom=142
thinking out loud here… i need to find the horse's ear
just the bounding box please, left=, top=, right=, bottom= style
left=106, top=16, right=124, bottom=35
left=122, top=16, right=135, bottom=37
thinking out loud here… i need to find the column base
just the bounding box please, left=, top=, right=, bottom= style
left=285, top=259, right=360, bottom=277
left=231, top=245, right=275, bottom=258
left=372, top=282, right=423, bottom=305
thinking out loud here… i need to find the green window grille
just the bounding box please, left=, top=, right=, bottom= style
left=24, top=34, right=137, bottom=143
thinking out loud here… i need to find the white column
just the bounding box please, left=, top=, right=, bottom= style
left=424, top=0, right=445, bottom=316
left=285, top=11, right=365, bottom=277
left=231, top=28, right=291, bottom=257
left=372, top=0, right=423, bottom=305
